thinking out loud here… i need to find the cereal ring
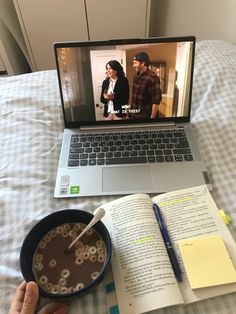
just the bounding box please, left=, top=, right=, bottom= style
left=75, top=256, right=84, bottom=265
left=48, top=259, right=57, bottom=268
left=96, top=240, right=103, bottom=247
left=75, top=241, right=83, bottom=248
left=48, top=229, right=56, bottom=237
left=34, top=253, right=43, bottom=262
left=44, top=235, right=51, bottom=243
left=39, top=275, right=48, bottom=285
left=51, top=285, right=60, bottom=294
left=73, top=223, right=81, bottom=231
left=39, top=240, right=46, bottom=249
left=89, top=246, right=97, bottom=255
left=63, top=224, right=70, bottom=231
left=97, top=248, right=104, bottom=254
left=46, top=283, right=53, bottom=291
left=83, top=245, right=89, bottom=252
left=69, top=230, right=77, bottom=237
left=62, top=231, right=69, bottom=238
left=89, top=255, right=97, bottom=263
left=33, top=262, right=43, bottom=271
left=58, top=278, right=67, bottom=286
left=68, top=287, right=75, bottom=293
left=75, top=248, right=83, bottom=256
left=98, top=254, right=105, bottom=263
left=56, top=226, right=64, bottom=234
left=76, top=282, right=85, bottom=291
left=82, top=251, right=90, bottom=260
left=86, top=229, right=93, bottom=235
left=61, top=269, right=70, bottom=278
left=91, top=272, right=99, bottom=280
left=60, top=286, right=68, bottom=294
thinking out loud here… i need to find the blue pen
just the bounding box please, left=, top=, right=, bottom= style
left=153, top=203, right=182, bottom=283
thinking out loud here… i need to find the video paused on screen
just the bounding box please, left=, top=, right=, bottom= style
left=56, top=41, right=193, bottom=123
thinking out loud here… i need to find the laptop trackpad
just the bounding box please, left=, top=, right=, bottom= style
left=102, top=166, right=153, bottom=192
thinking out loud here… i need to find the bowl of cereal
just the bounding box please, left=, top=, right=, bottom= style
left=20, top=209, right=112, bottom=300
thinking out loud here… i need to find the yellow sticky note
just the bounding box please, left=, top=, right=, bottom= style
left=178, top=235, right=236, bottom=289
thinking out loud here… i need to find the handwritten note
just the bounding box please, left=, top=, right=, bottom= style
left=178, top=235, right=236, bottom=289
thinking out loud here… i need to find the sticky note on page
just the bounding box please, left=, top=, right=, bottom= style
left=178, top=235, right=236, bottom=289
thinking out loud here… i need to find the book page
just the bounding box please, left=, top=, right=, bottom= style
left=152, top=185, right=236, bottom=303
left=101, top=193, right=184, bottom=314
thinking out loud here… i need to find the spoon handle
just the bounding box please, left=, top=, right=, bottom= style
left=67, top=208, right=105, bottom=251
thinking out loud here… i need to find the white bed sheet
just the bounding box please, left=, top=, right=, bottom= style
left=1, top=40, right=236, bottom=313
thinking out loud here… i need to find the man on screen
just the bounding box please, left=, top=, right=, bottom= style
left=131, top=52, right=162, bottom=119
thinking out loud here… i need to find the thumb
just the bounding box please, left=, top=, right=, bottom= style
left=21, top=281, right=39, bottom=314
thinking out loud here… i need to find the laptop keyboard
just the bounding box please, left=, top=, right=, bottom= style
left=67, top=129, right=193, bottom=167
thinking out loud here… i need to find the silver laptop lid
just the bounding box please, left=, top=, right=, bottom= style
left=54, top=36, right=196, bottom=129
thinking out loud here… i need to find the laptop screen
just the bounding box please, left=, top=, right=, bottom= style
left=54, top=36, right=195, bottom=128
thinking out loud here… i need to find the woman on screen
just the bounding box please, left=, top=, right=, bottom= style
left=100, top=60, right=129, bottom=120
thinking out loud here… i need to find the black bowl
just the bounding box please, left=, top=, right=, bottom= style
left=20, top=209, right=112, bottom=300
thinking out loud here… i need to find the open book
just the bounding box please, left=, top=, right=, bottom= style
left=99, top=185, right=236, bottom=314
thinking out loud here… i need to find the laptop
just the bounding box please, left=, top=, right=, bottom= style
left=54, top=36, right=212, bottom=198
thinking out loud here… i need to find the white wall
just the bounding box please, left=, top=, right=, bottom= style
left=150, top=0, right=236, bottom=43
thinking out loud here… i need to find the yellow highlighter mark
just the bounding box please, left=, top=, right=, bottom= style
left=159, top=197, right=192, bottom=207
left=219, top=209, right=232, bottom=225
left=129, top=236, right=153, bottom=246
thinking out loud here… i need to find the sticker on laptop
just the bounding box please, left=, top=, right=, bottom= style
left=60, top=175, right=70, bottom=186
left=70, top=186, right=80, bottom=195
left=60, top=186, right=69, bottom=195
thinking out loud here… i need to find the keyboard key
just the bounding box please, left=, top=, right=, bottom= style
left=80, top=153, right=88, bottom=159
left=138, top=151, right=146, bottom=156
left=85, top=148, right=92, bottom=153
left=70, top=143, right=82, bottom=148
left=155, top=150, right=163, bottom=155
left=174, top=155, right=183, bottom=162
left=89, top=153, right=96, bottom=158
left=98, top=152, right=105, bottom=158
left=173, top=149, right=191, bottom=155
left=106, top=157, right=146, bottom=165
left=101, top=147, right=109, bottom=152
left=97, top=159, right=105, bottom=165
left=184, top=154, right=193, bottom=161
left=148, top=156, right=155, bottom=162
left=68, top=160, right=79, bottom=166
left=80, top=160, right=88, bottom=166
left=89, top=159, right=96, bottom=166
left=106, top=152, right=113, bottom=157
left=163, top=149, right=172, bottom=155
left=175, top=142, right=189, bottom=148
left=122, top=151, right=129, bottom=157
left=69, top=154, right=80, bottom=159
left=165, top=156, right=174, bottom=162
left=130, top=151, right=138, bottom=156
left=93, top=147, right=100, bottom=152
left=174, top=131, right=186, bottom=137
left=70, top=148, right=81, bottom=153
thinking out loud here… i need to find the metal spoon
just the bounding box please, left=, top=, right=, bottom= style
left=64, top=207, right=105, bottom=255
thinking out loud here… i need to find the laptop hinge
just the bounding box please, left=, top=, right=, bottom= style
left=80, top=122, right=177, bottom=131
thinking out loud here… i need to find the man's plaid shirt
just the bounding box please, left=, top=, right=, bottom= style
left=131, top=70, right=162, bottom=118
